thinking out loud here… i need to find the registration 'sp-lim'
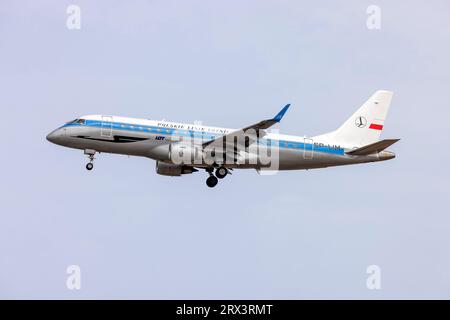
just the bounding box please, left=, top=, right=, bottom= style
left=47, top=90, right=399, bottom=188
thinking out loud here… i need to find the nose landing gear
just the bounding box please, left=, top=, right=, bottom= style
left=84, top=149, right=96, bottom=171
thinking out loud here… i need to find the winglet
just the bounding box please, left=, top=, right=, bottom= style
left=273, top=104, right=290, bottom=122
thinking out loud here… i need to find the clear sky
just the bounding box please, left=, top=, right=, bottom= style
left=1, top=0, right=450, bottom=299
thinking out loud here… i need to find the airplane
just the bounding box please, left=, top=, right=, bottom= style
left=46, top=90, right=399, bottom=188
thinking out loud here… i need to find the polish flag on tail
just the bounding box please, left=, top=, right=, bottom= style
left=369, top=121, right=384, bottom=131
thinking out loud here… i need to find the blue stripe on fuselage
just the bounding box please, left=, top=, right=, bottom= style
left=63, top=120, right=344, bottom=155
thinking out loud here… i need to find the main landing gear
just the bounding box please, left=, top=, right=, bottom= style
left=205, top=166, right=229, bottom=188
left=215, top=166, right=228, bottom=179
left=206, top=175, right=218, bottom=188
left=84, top=149, right=96, bottom=171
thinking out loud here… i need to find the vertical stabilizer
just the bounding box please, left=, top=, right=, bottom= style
left=324, top=90, right=393, bottom=147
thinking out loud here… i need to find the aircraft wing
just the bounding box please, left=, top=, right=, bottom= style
left=202, top=104, right=290, bottom=149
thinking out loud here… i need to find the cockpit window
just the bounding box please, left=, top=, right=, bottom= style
left=66, top=119, right=85, bottom=125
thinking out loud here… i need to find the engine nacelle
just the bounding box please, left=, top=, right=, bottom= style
left=155, top=161, right=197, bottom=176
left=169, top=143, right=202, bottom=165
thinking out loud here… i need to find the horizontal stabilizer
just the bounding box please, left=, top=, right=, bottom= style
left=346, top=139, right=400, bottom=156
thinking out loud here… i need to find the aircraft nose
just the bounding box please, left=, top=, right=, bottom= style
left=46, top=132, right=55, bottom=143
left=46, top=129, right=61, bottom=143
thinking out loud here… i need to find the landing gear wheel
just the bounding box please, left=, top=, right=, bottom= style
left=206, top=176, right=218, bottom=188
left=84, top=149, right=96, bottom=171
left=215, top=167, right=228, bottom=179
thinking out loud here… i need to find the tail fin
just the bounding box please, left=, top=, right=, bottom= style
left=329, top=90, right=393, bottom=147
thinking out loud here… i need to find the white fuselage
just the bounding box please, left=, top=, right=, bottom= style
left=46, top=114, right=394, bottom=171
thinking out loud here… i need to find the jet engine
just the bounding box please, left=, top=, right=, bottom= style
left=155, top=161, right=198, bottom=176
left=169, top=143, right=202, bottom=165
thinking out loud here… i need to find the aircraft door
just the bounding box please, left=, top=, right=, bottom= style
left=303, top=138, right=314, bottom=159
left=101, top=116, right=113, bottom=137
